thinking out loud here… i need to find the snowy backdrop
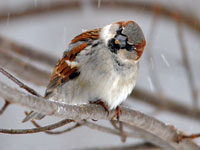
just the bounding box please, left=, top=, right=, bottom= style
left=0, top=0, right=200, bottom=150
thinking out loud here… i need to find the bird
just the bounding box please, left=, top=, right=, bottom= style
left=23, top=21, right=146, bottom=122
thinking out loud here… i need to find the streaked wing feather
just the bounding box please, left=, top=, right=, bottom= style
left=45, top=29, right=100, bottom=97
left=71, top=28, right=100, bottom=44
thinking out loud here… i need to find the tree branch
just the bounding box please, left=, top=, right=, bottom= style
left=27, top=111, right=81, bottom=135
left=177, top=133, right=200, bottom=142
left=0, top=81, right=199, bottom=150
left=0, top=49, right=50, bottom=86
left=176, top=19, right=199, bottom=110
left=0, top=67, right=40, bottom=97
left=0, top=1, right=81, bottom=22
left=145, top=3, right=163, bottom=94
left=79, top=142, right=162, bottom=150
left=131, top=88, right=200, bottom=121
left=0, top=100, right=10, bottom=116
left=0, top=119, right=73, bottom=134
left=92, top=1, right=200, bottom=35
left=0, top=1, right=199, bottom=35
left=0, top=36, right=57, bottom=67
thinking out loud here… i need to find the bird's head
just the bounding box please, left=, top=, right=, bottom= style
left=101, top=21, right=146, bottom=63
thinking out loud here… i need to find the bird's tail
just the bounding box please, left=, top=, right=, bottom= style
left=22, top=111, right=45, bottom=123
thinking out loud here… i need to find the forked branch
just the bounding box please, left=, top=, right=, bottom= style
left=0, top=81, right=199, bottom=150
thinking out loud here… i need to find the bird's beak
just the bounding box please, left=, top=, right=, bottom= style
left=114, top=40, right=120, bottom=45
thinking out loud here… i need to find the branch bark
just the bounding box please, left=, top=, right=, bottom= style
left=0, top=81, right=199, bottom=150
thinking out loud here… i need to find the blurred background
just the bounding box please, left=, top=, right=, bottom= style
left=0, top=0, right=200, bottom=149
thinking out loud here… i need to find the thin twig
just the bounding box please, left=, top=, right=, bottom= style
left=32, top=120, right=81, bottom=135
left=83, top=121, right=122, bottom=136
left=119, top=122, right=127, bottom=142
left=176, top=18, right=199, bottom=110
left=0, top=100, right=10, bottom=115
left=0, top=49, right=50, bottom=86
left=78, top=142, right=162, bottom=150
left=0, top=119, right=73, bottom=134
left=0, top=36, right=57, bottom=67
left=92, top=1, right=200, bottom=34
left=110, top=120, right=126, bottom=142
left=0, top=67, right=40, bottom=97
left=177, top=133, right=200, bottom=142
left=145, top=3, right=163, bottom=94
left=0, top=1, right=199, bottom=34
left=0, top=1, right=81, bottom=22
left=24, top=111, right=81, bottom=135
left=83, top=121, right=144, bottom=139
left=110, top=120, right=120, bottom=130
left=131, top=88, right=200, bottom=121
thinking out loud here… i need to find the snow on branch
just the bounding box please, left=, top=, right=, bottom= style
left=0, top=80, right=199, bottom=150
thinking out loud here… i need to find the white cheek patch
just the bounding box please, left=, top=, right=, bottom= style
left=100, top=24, right=119, bottom=45
left=65, top=60, right=79, bottom=68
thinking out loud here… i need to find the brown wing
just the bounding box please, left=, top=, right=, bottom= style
left=71, top=28, right=100, bottom=44
left=45, top=29, right=100, bottom=97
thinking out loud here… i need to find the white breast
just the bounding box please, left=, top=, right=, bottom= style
left=49, top=45, right=138, bottom=110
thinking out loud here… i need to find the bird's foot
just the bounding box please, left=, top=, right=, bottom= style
left=116, top=106, right=122, bottom=121
left=111, top=106, right=122, bottom=121
left=90, top=100, right=109, bottom=116
left=175, top=133, right=200, bottom=143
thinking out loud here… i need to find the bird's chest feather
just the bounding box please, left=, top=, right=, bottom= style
left=78, top=47, right=138, bottom=109
left=51, top=46, right=138, bottom=109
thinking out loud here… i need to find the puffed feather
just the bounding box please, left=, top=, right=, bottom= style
left=23, top=21, right=146, bottom=122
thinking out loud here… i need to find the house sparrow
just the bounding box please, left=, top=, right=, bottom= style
left=23, top=21, right=146, bottom=122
